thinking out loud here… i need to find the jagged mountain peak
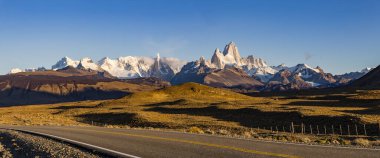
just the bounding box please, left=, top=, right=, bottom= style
left=222, top=41, right=242, bottom=65
left=78, top=57, right=99, bottom=71
left=98, top=57, right=112, bottom=65
left=361, top=67, right=373, bottom=73
left=290, top=63, right=321, bottom=73
left=243, top=55, right=268, bottom=67
left=211, top=49, right=225, bottom=69
left=149, top=53, right=176, bottom=81
left=225, top=41, right=236, bottom=48
left=214, top=48, right=221, bottom=53
left=199, top=56, right=207, bottom=66
left=295, top=63, right=311, bottom=68
left=61, top=56, right=76, bottom=62
left=153, top=53, right=160, bottom=67
left=52, top=56, right=80, bottom=70
left=156, top=53, right=160, bottom=60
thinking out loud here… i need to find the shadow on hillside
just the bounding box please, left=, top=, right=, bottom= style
left=0, top=87, right=129, bottom=107
left=339, top=106, right=380, bottom=115
left=146, top=106, right=380, bottom=135
left=76, top=112, right=169, bottom=128
left=50, top=104, right=101, bottom=115
left=146, top=106, right=363, bottom=126
left=143, top=99, right=188, bottom=107
left=247, top=88, right=357, bottom=98
left=50, top=105, right=97, bottom=110
left=284, top=95, right=380, bottom=107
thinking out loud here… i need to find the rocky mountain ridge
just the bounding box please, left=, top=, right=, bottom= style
left=9, top=42, right=373, bottom=91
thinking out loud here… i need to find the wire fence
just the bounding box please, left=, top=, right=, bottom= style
left=85, top=120, right=380, bottom=137
left=253, top=122, right=380, bottom=137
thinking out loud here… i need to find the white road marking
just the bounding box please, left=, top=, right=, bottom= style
left=10, top=128, right=141, bottom=158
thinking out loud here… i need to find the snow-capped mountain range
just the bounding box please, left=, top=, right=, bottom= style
left=47, top=55, right=186, bottom=79
left=8, top=42, right=374, bottom=90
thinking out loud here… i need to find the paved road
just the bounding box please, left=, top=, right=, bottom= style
left=0, top=125, right=379, bottom=158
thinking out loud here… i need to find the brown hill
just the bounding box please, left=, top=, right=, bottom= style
left=350, top=65, right=380, bottom=88
left=204, top=68, right=263, bottom=89
left=171, top=59, right=263, bottom=91
left=0, top=68, right=168, bottom=106
left=263, top=69, right=312, bottom=91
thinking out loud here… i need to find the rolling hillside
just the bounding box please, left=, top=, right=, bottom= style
left=0, top=67, right=169, bottom=106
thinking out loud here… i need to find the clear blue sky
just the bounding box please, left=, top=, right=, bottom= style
left=0, top=0, right=379, bottom=74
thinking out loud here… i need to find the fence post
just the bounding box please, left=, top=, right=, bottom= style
left=258, top=126, right=260, bottom=132
left=363, top=124, right=367, bottom=136
left=317, top=125, right=320, bottom=135
left=291, top=122, right=294, bottom=134
left=301, top=123, right=304, bottom=134
left=304, top=124, right=306, bottom=134
left=348, top=125, right=350, bottom=136
left=340, top=125, right=343, bottom=135
left=282, top=126, right=285, bottom=133
left=310, top=125, right=313, bottom=134
left=276, top=126, right=279, bottom=133
left=355, top=124, right=358, bottom=136
left=270, top=126, right=273, bottom=133
left=332, top=125, right=334, bottom=135
left=324, top=125, right=327, bottom=135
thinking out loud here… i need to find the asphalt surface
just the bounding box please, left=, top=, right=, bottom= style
left=0, top=125, right=379, bottom=158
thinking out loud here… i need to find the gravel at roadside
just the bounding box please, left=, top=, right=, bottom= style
left=0, top=129, right=104, bottom=158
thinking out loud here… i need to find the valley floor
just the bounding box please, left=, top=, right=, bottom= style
left=0, top=83, right=379, bottom=147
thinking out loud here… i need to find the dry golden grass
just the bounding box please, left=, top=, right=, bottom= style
left=353, top=138, right=371, bottom=147
left=0, top=83, right=379, bottom=134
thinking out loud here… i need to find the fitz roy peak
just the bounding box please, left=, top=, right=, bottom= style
left=211, top=42, right=244, bottom=68
left=210, top=42, right=277, bottom=82
left=221, top=42, right=242, bottom=66
left=172, top=42, right=275, bottom=89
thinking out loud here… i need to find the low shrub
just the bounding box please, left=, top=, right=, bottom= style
left=371, top=140, right=380, bottom=147
left=205, top=129, right=215, bottom=135
left=189, top=126, right=204, bottom=134
left=218, top=129, right=230, bottom=135
left=242, top=131, right=252, bottom=138
left=341, top=139, right=351, bottom=145
left=353, top=138, right=370, bottom=147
